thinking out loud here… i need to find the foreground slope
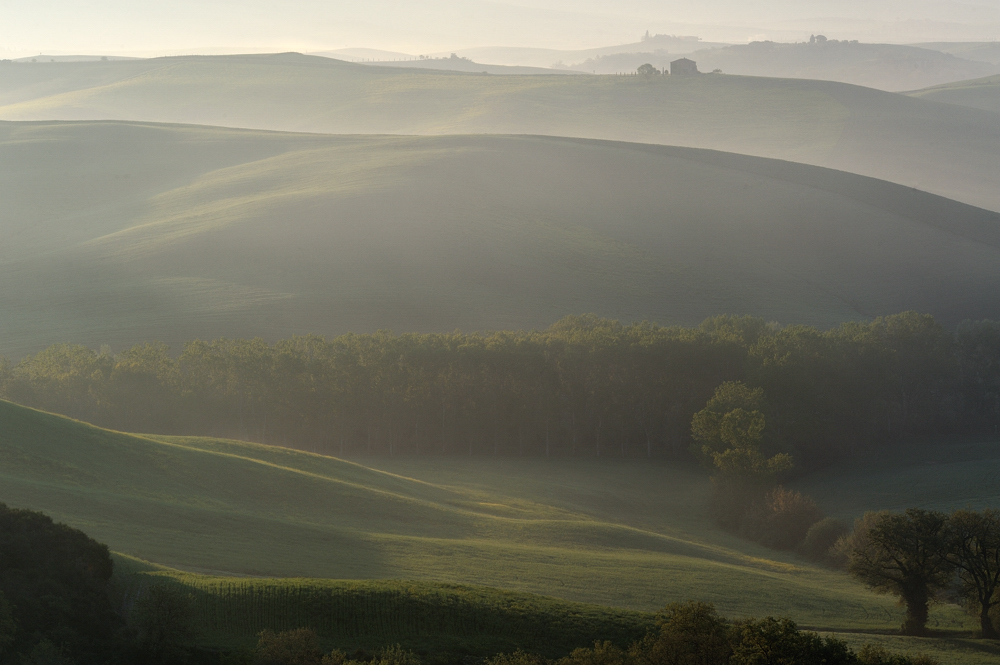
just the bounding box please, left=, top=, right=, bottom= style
left=2, top=54, right=1000, bottom=212
left=908, top=74, right=1000, bottom=115
left=4, top=122, right=1000, bottom=357
left=0, top=398, right=936, bottom=629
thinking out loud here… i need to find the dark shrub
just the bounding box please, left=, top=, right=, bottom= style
left=632, top=601, right=731, bottom=665
left=254, top=628, right=324, bottom=665
left=485, top=651, right=548, bottom=665
left=729, top=616, right=855, bottom=665
left=740, top=487, right=823, bottom=550
left=800, top=517, right=850, bottom=565
left=857, top=644, right=939, bottom=665
left=128, top=582, right=196, bottom=664
left=558, top=641, right=626, bottom=665
left=0, top=503, right=118, bottom=663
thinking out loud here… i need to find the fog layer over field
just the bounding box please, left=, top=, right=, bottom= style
left=4, top=0, right=1000, bottom=58
left=3, top=122, right=1000, bottom=357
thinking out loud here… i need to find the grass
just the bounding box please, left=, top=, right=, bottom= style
left=2, top=399, right=998, bottom=661
left=0, top=399, right=976, bottom=629
left=1, top=53, right=1000, bottom=213
left=112, top=556, right=653, bottom=657
left=2, top=123, right=1000, bottom=359
left=826, top=632, right=1000, bottom=665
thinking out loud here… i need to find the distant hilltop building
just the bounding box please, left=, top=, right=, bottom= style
left=670, top=58, right=699, bottom=75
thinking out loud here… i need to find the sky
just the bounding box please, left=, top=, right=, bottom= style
left=3, top=0, right=999, bottom=59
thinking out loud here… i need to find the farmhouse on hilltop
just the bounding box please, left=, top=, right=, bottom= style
left=670, top=58, right=699, bottom=75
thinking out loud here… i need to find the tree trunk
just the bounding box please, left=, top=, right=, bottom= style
left=901, top=587, right=930, bottom=636
left=981, top=602, right=999, bottom=639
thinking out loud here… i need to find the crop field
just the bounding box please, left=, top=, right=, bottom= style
left=2, top=54, right=1000, bottom=212
left=3, top=122, right=1000, bottom=359
left=110, top=559, right=1000, bottom=664
left=112, top=556, right=652, bottom=657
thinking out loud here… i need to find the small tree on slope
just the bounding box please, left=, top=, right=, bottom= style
left=945, top=509, right=1000, bottom=639
left=840, top=509, right=953, bottom=635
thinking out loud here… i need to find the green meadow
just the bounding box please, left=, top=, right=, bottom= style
left=2, top=54, right=1000, bottom=212
left=2, top=398, right=996, bottom=661
left=0, top=398, right=990, bottom=628
left=3, top=121, right=1000, bottom=358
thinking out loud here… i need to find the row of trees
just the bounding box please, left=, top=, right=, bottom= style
left=3, top=312, right=999, bottom=467
left=842, top=508, right=1000, bottom=638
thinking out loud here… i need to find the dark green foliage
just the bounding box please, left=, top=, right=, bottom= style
left=728, top=617, right=855, bottom=664
left=691, top=382, right=791, bottom=480
left=370, top=645, right=421, bottom=665
left=632, top=602, right=731, bottom=665
left=254, top=628, right=325, bottom=665
left=164, top=579, right=651, bottom=660
left=486, top=651, right=548, bottom=665
left=127, top=582, right=197, bottom=663
left=559, top=642, right=627, bottom=665
left=0, top=502, right=118, bottom=663
left=738, top=487, right=822, bottom=551
left=3, top=312, right=992, bottom=470
left=943, top=509, right=1000, bottom=639
left=17, top=640, right=77, bottom=665
left=856, top=644, right=939, bottom=665
left=840, top=510, right=954, bottom=636
left=800, top=518, right=850, bottom=566
left=487, top=603, right=938, bottom=665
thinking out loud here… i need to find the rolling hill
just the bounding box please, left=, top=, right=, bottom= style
left=3, top=122, right=1000, bottom=358
left=908, top=74, right=1000, bottom=115
left=686, top=41, right=999, bottom=92
left=5, top=395, right=1000, bottom=665
left=0, top=397, right=967, bottom=630
left=914, top=42, right=1000, bottom=67
left=2, top=53, right=1000, bottom=213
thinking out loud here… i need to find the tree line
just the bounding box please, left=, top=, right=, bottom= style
left=842, top=508, right=1000, bottom=638
left=2, top=312, right=999, bottom=468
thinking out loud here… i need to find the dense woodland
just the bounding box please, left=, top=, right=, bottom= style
left=2, top=312, right=999, bottom=469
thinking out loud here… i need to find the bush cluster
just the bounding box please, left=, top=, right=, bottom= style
left=232, top=604, right=939, bottom=665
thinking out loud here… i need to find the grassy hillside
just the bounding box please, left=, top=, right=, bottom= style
left=0, top=398, right=961, bottom=632
left=112, top=556, right=653, bottom=656
left=109, top=563, right=1000, bottom=665
left=908, top=74, right=1000, bottom=114
left=914, top=42, right=1000, bottom=67
left=356, top=58, right=582, bottom=76
left=687, top=41, right=999, bottom=92
left=4, top=122, right=1000, bottom=358
left=2, top=54, right=1000, bottom=212
left=800, top=440, right=1000, bottom=520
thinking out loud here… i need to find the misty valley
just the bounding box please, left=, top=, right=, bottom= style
left=2, top=8, right=1000, bottom=665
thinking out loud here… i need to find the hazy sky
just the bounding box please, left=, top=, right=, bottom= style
left=3, top=1, right=999, bottom=58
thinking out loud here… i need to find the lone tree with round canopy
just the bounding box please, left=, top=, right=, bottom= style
left=945, top=509, right=1000, bottom=639
left=840, top=509, right=953, bottom=635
